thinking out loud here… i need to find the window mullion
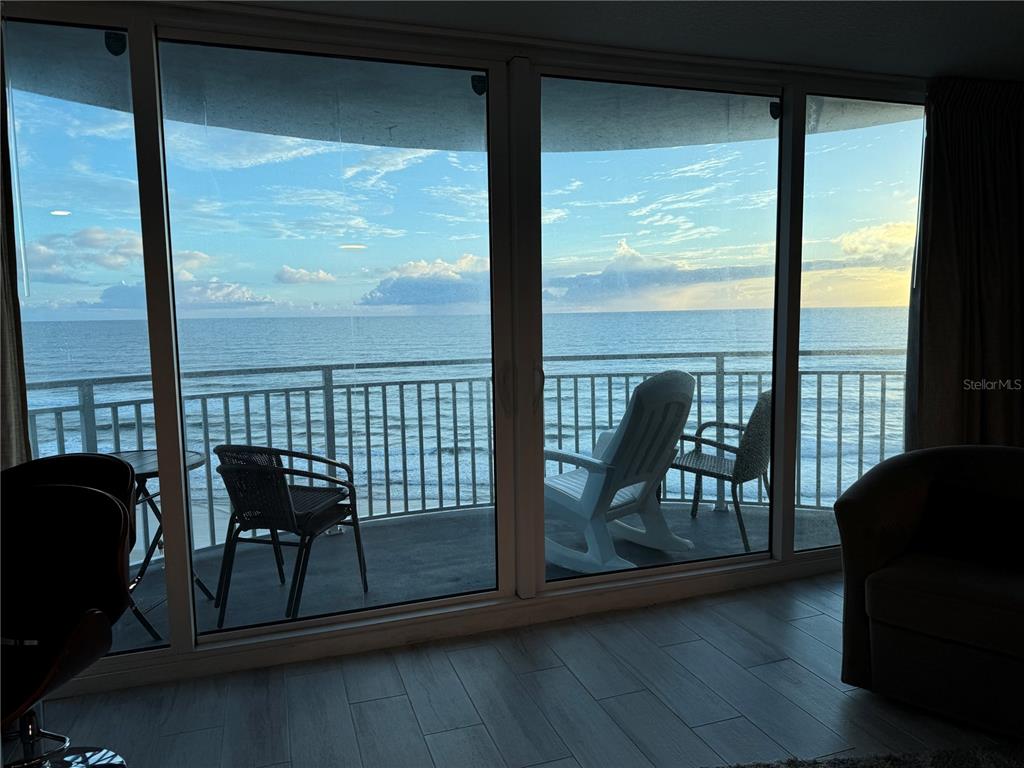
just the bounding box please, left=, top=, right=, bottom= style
left=127, top=13, right=196, bottom=652
left=771, top=84, right=806, bottom=561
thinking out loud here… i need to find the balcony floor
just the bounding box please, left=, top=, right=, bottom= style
left=115, top=501, right=840, bottom=652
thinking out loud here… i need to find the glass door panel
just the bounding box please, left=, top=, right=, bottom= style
left=795, top=96, right=925, bottom=549
left=4, top=21, right=168, bottom=650
left=541, top=77, right=780, bottom=579
left=157, top=41, right=496, bottom=633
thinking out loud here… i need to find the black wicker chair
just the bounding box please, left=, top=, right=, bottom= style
left=213, top=445, right=366, bottom=628
left=672, top=389, right=772, bottom=552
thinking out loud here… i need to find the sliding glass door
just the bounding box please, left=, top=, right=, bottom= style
left=540, top=77, right=780, bottom=579
left=156, top=41, right=499, bottom=633
left=3, top=20, right=169, bottom=651
left=795, top=96, right=925, bottom=549
left=4, top=2, right=934, bottom=661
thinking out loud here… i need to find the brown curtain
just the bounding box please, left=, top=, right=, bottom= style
left=906, top=78, right=1024, bottom=449
left=2, top=66, right=31, bottom=469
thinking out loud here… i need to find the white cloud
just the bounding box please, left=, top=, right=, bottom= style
left=271, top=187, right=363, bottom=211
left=343, top=148, right=436, bottom=189
left=25, top=228, right=143, bottom=280
left=423, top=184, right=489, bottom=226
left=542, top=208, right=568, bottom=224
left=175, top=249, right=211, bottom=272
left=165, top=124, right=343, bottom=171
left=276, top=265, right=338, bottom=283
left=724, top=188, right=777, bottom=210
left=545, top=240, right=772, bottom=309
left=635, top=212, right=725, bottom=243
left=360, top=254, right=489, bottom=306
left=545, top=179, right=583, bottom=196
left=833, top=221, right=917, bottom=264
left=258, top=212, right=405, bottom=241
left=66, top=114, right=134, bottom=140
left=628, top=185, right=727, bottom=217
left=446, top=153, right=486, bottom=173
left=649, top=151, right=741, bottom=180
left=177, top=277, right=274, bottom=308
left=566, top=193, right=642, bottom=208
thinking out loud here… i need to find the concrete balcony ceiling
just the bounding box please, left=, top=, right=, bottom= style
left=5, top=21, right=920, bottom=152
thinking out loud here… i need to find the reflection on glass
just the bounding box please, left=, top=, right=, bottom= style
left=795, top=96, right=925, bottom=550
left=541, top=77, right=779, bottom=579
left=4, top=21, right=167, bottom=650
left=157, top=42, right=495, bottom=632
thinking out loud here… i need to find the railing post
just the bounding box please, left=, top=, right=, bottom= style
left=322, top=367, right=337, bottom=476
left=714, top=354, right=727, bottom=511
left=78, top=382, right=98, bottom=452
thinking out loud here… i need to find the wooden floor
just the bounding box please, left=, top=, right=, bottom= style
left=41, top=572, right=999, bottom=768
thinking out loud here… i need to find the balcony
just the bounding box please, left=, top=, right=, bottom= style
left=26, top=350, right=905, bottom=651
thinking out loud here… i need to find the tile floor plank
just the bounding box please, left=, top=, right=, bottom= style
left=489, top=627, right=563, bottom=673
left=341, top=651, right=405, bottom=703
left=693, top=717, right=791, bottom=764
left=157, top=727, right=223, bottom=768
left=286, top=667, right=362, bottom=768
left=667, top=640, right=849, bottom=759
left=788, top=582, right=845, bottom=620
left=587, top=621, right=737, bottom=727
left=710, top=599, right=853, bottom=690
left=448, top=645, right=570, bottom=768
left=669, top=599, right=788, bottom=668
left=220, top=668, right=290, bottom=768
left=790, top=613, right=844, bottom=651
left=749, top=659, right=919, bottom=755
left=843, top=689, right=994, bottom=750
left=520, top=667, right=653, bottom=768
left=601, top=690, right=724, bottom=768
left=393, top=643, right=480, bottom=734
left=159, top=677, right=229, bottom=736
left=621, top=607, right=701, bottom=646
left=350, top=696, right=433, bottom=768
left=425, top=725, right=506, bottom=768
left=539, top=620, right=645, bottom=700
left=719, top=584, right=822, bottom=622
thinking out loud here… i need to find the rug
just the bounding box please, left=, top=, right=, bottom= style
left=730, top=745, right=1024, bottom=768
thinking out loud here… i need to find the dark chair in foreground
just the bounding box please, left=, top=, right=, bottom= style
left=835, top=445, right=1024, bottom=737
left=213, top=445, right=367, bottom=628
left=673, top=388, right=772, bottom=552
left=2, top=454, right=135, bottom=767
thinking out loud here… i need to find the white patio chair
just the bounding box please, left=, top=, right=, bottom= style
left=544, top=369, right=696, bottom=573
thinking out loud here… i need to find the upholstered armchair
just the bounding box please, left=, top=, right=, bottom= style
left=834, top=445, right=1024, bottom=736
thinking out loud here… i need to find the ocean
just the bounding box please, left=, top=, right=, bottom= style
left=23, top=307, right=908, bottom=552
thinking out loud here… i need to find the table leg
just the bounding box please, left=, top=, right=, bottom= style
left=130, top=480, right=162, bottom=587
left=132, top=478, right=216, bottom=601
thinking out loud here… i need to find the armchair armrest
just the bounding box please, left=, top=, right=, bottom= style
left=833, top=452, right=932, bottom=687
left=544, top=448, right=610, bottom=473
left=696, top=420, right=746, bottom=437
left=256, top=446, right=354, bottom=481
left=593, top=429, right=616, bottom=460
left=278, top=467, right=356, bottom=497
left=680, top=434, right=739, bottom=454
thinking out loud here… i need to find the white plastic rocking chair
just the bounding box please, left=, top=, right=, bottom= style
left=544, top=370, right=696, bottom=574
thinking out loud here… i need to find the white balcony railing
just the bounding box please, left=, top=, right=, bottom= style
left=26, top=349, right=905, bottom=562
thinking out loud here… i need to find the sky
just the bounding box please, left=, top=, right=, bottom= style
left=8, top=52, right=925, bottom=323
